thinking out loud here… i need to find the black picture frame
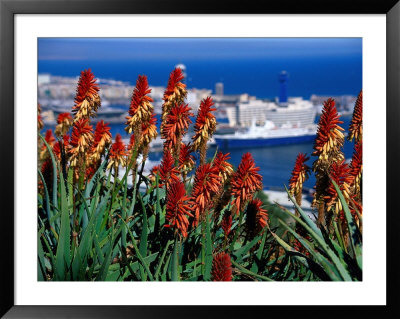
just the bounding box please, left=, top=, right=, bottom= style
left=1, top=0, right=399, bottom=318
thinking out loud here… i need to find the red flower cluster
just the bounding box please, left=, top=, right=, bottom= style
left=69, top=119, right=94, bottom=167
left=55, top=112, right=73, bottom=137
left=212, top=152, right=234, bottom=184
left=312, top=98, right=345, bottom=162
left=325, top=160, right=353, bottom=213
left=348, top=90, right=362, bottom=142
left=165, top=181, right=193, bottom=238
left=162, top=103, right=193, bottom=155
left=192, top=97, right=217, bottom=163
left=289, top=153, right=310, bottom=197
left=107, top=134, right=127, bottom=171
left=157, top=150, right=180, bottom=190
left=349, top=141, right=362, bottom=196
left=179, top=143, right=195, bottom=173
left=190, top=163, right=221, bottom=226
left=90, top=120, right=112, bottom=163
left=161, top=68, right=187, bottom=127
left=125, top=75, right=154, bottom=134
left=211, top=252, right=232, bottom=281
left=231, top=153, right=263, bottom=214
left=246, top=198, right=268, bottom=237
left=72, top=69, right=100, bottom=120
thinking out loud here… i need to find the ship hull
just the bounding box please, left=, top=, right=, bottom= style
left=214, top=134, right=315, bottom=149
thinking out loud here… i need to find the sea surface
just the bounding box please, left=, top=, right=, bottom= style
left=38, top=57, right=361, bottom=99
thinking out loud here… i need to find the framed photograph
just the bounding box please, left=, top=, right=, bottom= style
left=1, top=0, right=398, bottom=317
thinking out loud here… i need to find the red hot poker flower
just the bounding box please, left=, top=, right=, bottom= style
left=161, top=68, right=187, bottom=130
left=107, top=134, right=127, bottom=171
left=179, top=143, right=195, bottom=174
left=349, top=141, right=362, bottom=197
left=312, top=98, right=345, bottom=163
left=190, top=163, right=221, bottom=226
left=162, top=103, right=193, bottom=158
left=211, top=252, right=233, bottom=281
left=165, top=181, right=193, bottom=238
left=158, top=150, right=180, bottom=190
left=348, top=90, right=363, bottom=142
left=192, top=97, right=217, bottom=164
left=55, top=112, right=73, bottom=137
left=231, top=153, right=263, bottom=214
left=72, top=69, right=101, bottom=120
left=140, top=113, right=158, bottom=149
left=90, top=120, right=112, bottom=163
left=289, top=153, right=310, bottom=207
left=212, top=152, right=234, bottom=184
left=125, top=75, right=154, bottom=135
left=69, top=119, right=94, bottom=167
left=325, top=160, right=353, bottom=213
left=246, top=198, right=268, bottom=237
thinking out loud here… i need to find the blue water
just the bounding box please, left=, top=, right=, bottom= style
left=38, top=37, right=362, bottom=99
left=39, top=57, right=361, bottom=99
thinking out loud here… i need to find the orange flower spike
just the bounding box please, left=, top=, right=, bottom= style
left=125, top=75, right=154, bottom=135
left=140, top=113, right=158, bottom=148
left=69, top=119, right=94, bottom=167
left=158, top=150, right=180, bottom=190
left=162, top=103, right=193, bottom=154
left=349, top=141, right=362, bottom=197
left=348, top=90, right=363, bottom=142
left=211, top=252, right=232, bottom=281
left=72, top=69, right=101, bottom=121
left=39, top=129, right=56, bottom=160
left=246, top=198, right=269, bottom=237
left=55, top=112, right=73, bottom=137
left=190, top=163, right=221, bottom=226
left=212, top=152, right=234, bottom=184
left=192, top=97, right=217, bottom=163
left=161, top=68, right=187, bottom=129
left=165, top=181, right=193, bottom=238
left=289, top=153, right=310, bottom=197
left=324, top=160, right=353, bottom=213
left=312, top=98, right=345, bottom=162
left=179, top=143, right=195, bottom=173
left=90, top=120, right=112, bottom=163
left=231, top=153, right=263, bottom=214
left=107, top=134, right=127, bottom=171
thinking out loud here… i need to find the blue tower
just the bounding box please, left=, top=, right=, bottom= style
left=278, top=71, right=288, bottom=106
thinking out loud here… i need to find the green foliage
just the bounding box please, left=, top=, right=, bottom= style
left=37, top=136, right=296, bottom=281
left=269, top=185, right=362, bottom=281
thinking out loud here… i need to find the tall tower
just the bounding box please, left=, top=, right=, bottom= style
left=278, top=71, right=288, bottom=106
left=215, top=82, right=224, bottom=96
